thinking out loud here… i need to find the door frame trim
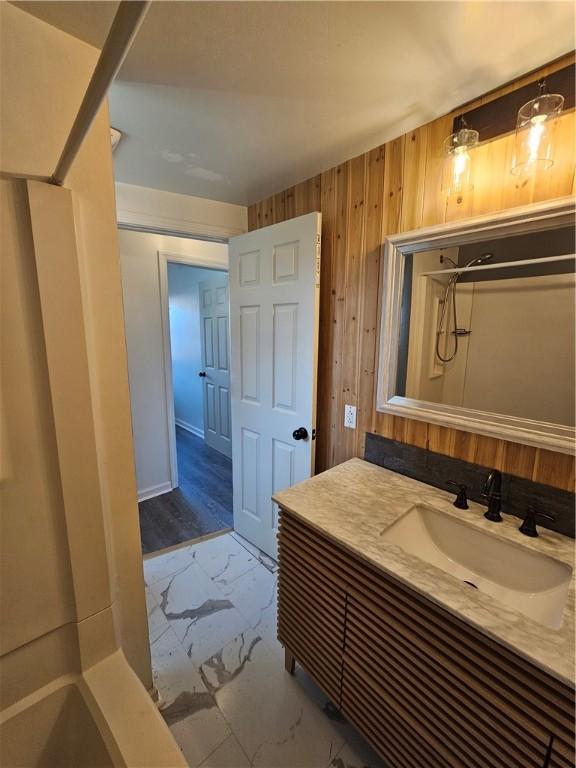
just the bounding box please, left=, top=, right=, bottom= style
left=157, top=249, right=229, bottom=491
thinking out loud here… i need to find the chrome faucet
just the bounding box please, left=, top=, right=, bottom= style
left=482, top=469, right=503, bottom=522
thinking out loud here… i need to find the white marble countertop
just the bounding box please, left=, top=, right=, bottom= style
left=273, top=458, right=575, bottom=686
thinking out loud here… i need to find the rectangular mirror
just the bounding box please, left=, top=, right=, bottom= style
left=377, top=198, right=576, bottom=454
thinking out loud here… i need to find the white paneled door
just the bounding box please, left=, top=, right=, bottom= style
left=199, top=279, right=232, bottom=458
left=229, top=212, right=322, bottom=558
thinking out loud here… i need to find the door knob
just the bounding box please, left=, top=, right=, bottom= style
left=198, top=371, right=206, bottom=377
left=292, top=427, right=308, bottom=441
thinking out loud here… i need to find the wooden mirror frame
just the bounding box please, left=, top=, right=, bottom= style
left=376, top=196, right=576, bottom=455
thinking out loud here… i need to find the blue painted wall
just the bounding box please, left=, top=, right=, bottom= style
left=167, top=264, right=226, bottom=437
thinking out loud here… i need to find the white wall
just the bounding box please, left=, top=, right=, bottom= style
left=168, top=265, right=226, bottom=437
left=407, top=265, right=575, bottom=427
left=116, top=182, right=247, bottom=240
left=119, top=229, right=228, bottom=499
left=461, top=273, right=575, bottom=425
left=1, top=4, right=151, bottom=692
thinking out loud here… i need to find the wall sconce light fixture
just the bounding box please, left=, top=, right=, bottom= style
left=442, top=119, right=479, bottom=200
left=511, top=79, right=564, bottom=176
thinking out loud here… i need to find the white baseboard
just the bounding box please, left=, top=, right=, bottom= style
left=175, top=418, right=204, bottom=439
left=138, top=481, right=173, bottom=502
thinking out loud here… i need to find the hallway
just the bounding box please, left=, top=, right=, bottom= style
left=139, top=427, right=233, bottom=554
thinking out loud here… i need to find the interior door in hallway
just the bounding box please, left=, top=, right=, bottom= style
left=199, top=278, right=232, bottom=459
left=229, top=212, right=322, bottom=558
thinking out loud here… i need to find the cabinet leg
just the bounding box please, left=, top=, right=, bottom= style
left=284, top=649, right=295, bottom=675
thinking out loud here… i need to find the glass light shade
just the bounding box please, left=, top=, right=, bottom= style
left=442, top=128, right=479, bottom=197
left=511, top=92, right=564, bottom=175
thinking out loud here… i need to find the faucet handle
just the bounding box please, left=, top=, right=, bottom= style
left=519, top=506, right=556, bottom=537
left=446, top=481, right=469, bottom=510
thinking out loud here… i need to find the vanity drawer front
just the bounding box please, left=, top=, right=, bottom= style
left=341, top=657, right=448, bottom=768
left=345, top=595, right=550, bottom=768
left=551, top=744, right=576, bottom=768
left=277, top=513, right=347, bottom=703
left=341, top=563, right=575, bottom=768
left=277, top=511, right=575, bottom=768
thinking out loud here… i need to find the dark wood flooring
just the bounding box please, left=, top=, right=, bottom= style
left=139, top=427, right=233, bottom=555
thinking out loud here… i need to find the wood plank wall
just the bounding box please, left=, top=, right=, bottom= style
left=248, top=54, right=576, bottom=491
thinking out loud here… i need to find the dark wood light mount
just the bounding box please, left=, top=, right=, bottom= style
left=452, top=62, right=575, bottom=142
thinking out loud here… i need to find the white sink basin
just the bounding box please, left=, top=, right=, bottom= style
left=381, top=504, right=572, bottom=630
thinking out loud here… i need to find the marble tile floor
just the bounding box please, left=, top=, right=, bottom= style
left=144, top=531, right=388, bottom=768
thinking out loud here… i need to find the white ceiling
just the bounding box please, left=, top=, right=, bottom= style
left=15, top=1, right=575, bottom=206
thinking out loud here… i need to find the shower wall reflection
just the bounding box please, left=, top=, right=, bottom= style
left=397, top=226, right=575, bottom=427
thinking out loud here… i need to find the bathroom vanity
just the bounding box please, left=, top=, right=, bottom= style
left=274, top=459, right=575, bottom=768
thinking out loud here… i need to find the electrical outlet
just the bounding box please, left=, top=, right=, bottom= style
left=344, top=404, right=357, bottom=429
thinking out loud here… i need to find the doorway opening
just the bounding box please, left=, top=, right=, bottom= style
left=138, top=261, right=233, bottom=554
left=118, top=227, right=235, bottom=556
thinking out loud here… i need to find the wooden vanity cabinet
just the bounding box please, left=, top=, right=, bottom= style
left=277, top=510, right=576, bottom=768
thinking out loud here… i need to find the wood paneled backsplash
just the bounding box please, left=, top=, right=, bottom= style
left=248, top=54, right=576, bottom=491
